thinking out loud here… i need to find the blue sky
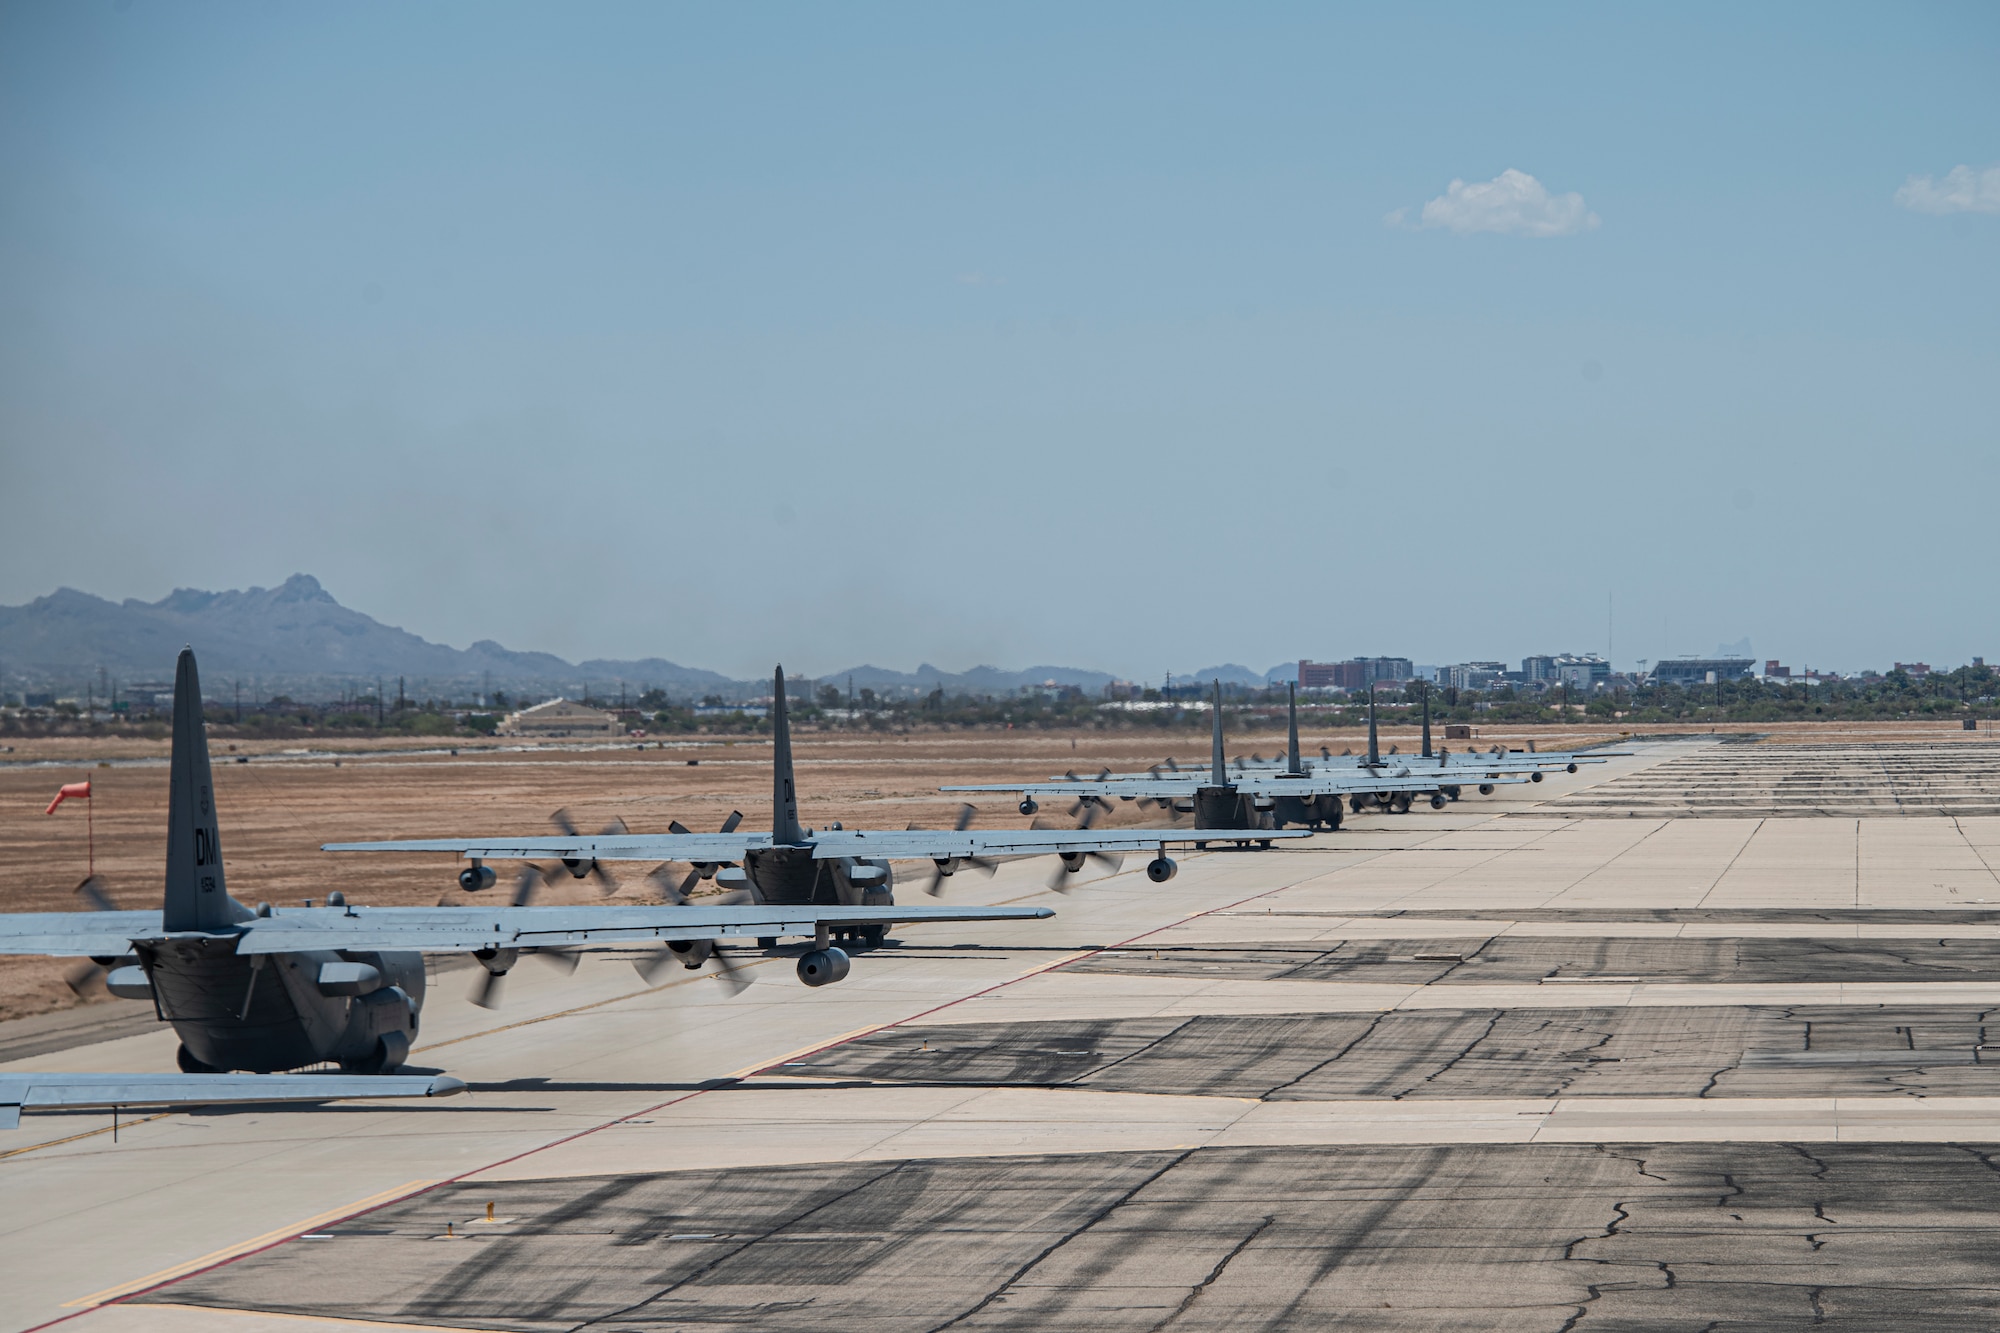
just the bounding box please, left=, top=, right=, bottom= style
left=2, top=3, right=1995, bottom=678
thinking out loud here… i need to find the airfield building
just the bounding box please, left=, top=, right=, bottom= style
left=498, top=697, right=623, bottom=738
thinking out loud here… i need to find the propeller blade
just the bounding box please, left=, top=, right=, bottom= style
left=470, top=969, right=506, bottom=1010
left=1067, top=798, right=1088, bottom=819
left=713, top=888, right=752, bottom=906
left=669, top=819, right=694, bottom=836
left=531, top=947, right=580, bottom=975
left=550, top=807, right=580, bottom=838
left=718, top=810, right=744, bottom=834
left=635, top=943, right=682, bottom=984
left=600, top=817, right=629, bottom=837
left=710, top=946, right=752, bottom=996
left=1046, top=860, right=1078, bottom=892
left=1087, top=851, right=1125, bottom=876
left=649, top=864, right=699, bottom=905
left=64, top=960, right=107, bottom=998
left=512, top=866, right=545, bottom=908
left=589, top=861, right=620, bottom=898
left=954, top=803, right=977, bottom=832
left=74, top=875, right=118, bottom=913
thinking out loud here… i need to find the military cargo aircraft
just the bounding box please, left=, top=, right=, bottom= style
left=0, top=651, right=1056, bottom=1079
left=943, top=682, right=1529, bottom=832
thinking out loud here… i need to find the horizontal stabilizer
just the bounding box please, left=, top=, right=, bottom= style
left=0, top=1071, right=463, bottom=1127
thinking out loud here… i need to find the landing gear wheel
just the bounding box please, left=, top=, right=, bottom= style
left=176, top=1043, right=221, bottom=1074
left=1349, top=795, right=1365, bottom=814
left=859, top=924, right=888, bottom=948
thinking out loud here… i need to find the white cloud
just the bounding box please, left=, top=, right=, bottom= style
left=1895, top=164, right=2000, bottom=215
left=1397, top=168, right=1599, bottom=238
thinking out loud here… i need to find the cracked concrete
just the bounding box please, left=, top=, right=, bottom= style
left=142, top=1143, right=2000, bottom=1331
left=787, top=1004, right=2000, bottom=1101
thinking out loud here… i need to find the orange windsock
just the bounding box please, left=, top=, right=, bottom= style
left=44, top=781, right=91, bottom=815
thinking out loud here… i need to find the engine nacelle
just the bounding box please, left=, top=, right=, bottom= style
left=562, top=856, right=597, bottom=879
left=1530, top=771, right=1544, bottom=783
left=668, top=940, right=714, bottom=969
left=1060, top=852, right=1087, bottom=873
left=1429, top=793, right=1447, bottom=809
left=797, top=947, right=851, bottom=987
left=1478, top=783, right=1495, bottom=796
left=1566, top=763, right=1578, bottom=774
left=1019, top=798, right=1039, bottom=815
left=458, top=862, right=497, bottom=892
left=317, top=961, right=384, bottom=997
left=1146, top=856, right=1178, bottom=883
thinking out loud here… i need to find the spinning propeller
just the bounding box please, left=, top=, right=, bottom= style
left=1036, top=807, right=1125, bottom=891
left=653, top=810, right=745, bottom=901
left=926, top=804, right=999, bottom=896
left=549, top=808, right=628, bottom=896
left=468, top=868, right=580, bottom=1008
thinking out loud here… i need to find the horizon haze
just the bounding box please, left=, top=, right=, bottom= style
left=3, top=4, right=1994, bottom=678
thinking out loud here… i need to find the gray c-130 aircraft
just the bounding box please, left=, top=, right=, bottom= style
left=943, top=681, right=1531, bottom=832
left=0, top=650, right=1055, bottom=1087
left=328, top=665, right=1307, bottom=902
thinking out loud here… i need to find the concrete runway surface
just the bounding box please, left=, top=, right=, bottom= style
left=8, top=737, right=2000, bottom=1330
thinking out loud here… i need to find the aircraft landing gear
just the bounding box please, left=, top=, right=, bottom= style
left=176, top=1044, right=221, bottom=1074
left=340, top=1032, right=410, bottom=1075
left=858, top=924, right=888, bottom=947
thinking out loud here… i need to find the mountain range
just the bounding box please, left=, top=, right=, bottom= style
left=0, top=575, right=1297, bottom=702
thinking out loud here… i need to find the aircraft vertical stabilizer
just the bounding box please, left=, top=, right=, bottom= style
left=770, top=666, right=806, bottom=844
left=163, top=648, right=236, bottom=932
left=1421, top=683, right=1433, bottom=759
left=1285, top=682, right=1303, bottom=775
left=1366, top=686, right=1380, bottom=768
left=1210, top=680, right=1226, bottom=785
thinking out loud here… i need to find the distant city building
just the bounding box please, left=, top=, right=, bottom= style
left=1442, top=661, right=1508, bottom=691
left=1552, top=654, right=1612, bottom=692
left=498, top=697, right=623, bottom=737
left=1764, top=661, right=1791, bottom=678
left=1650, top=658, right=1755, bottom=687
left=1894, top=662, right=1932, bottom=678
left=1102, top=679, right=1141, bottom=701
left=1522, top=655, right=1557, bottom=683
left=1299, top=658, right=1411, bottom=691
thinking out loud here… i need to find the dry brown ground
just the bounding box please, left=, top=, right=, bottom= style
left=1, top=719, right=1986, bottom=1020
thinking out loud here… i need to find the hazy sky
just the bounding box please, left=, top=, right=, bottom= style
left=3, top=3, right=1994, bottom=680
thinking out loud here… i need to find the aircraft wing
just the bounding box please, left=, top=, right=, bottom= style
left=800, top=827, right=1310, bottom=859
left=940, top=772, right=1517, bottom=798
left=228, top=902, right=1051, bottom=954
left=321, top=833, right=773, bottom=861
left=0, top=911, right=165, bottom=956
left=0, top=1071, right=464, bottom=1128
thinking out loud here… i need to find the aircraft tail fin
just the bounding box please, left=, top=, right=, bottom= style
left=771, top=666, right=806, bottom=844
left=1421, top=682, right=1433, bottom=758
left=1366, top=686, right=1380, bottom=767
left=1286, top=682, right=1302, bottom=774
left=163, top=648, right=238, bottom=932
left=1210, top=680, right=1226, bottom=785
